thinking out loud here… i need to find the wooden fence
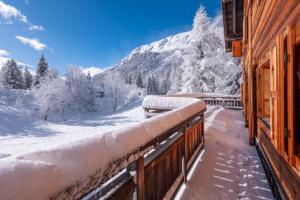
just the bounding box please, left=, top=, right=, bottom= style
left=84, top=111, right=205, bottom=200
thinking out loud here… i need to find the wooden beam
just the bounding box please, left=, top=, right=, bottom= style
left=222, top=0, right=233, bottom=3
left=233, top=0, right=237, bottom=34
left=222, top=2, right=228, bottom=38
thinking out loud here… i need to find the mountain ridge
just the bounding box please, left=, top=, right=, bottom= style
left=94, top=14, right=242, bottom=95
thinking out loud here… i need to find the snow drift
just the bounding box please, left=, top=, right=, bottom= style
left=0, top=96, right=206, bottom=200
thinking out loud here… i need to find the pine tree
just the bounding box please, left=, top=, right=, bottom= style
left=87, top=71, right=91, bottom=83
left=34, top=54, right=49, bottom=86
left=191, top=5, right=209, bottom=45
left=136, top=72, right=143, bottom=88
left=0, top=59, right=23, bottom=89
left=22, top=67, right=32, bottom=89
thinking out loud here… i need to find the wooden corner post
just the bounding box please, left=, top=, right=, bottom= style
left=137, top=156, right=145, bottom=200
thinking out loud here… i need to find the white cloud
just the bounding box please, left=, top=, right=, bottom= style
left=29, top=24, right=44, bottom=31
left=0, top=1, right=44, bottom=31
left=0, top=1, right=27, bottom=23
left=16, top=35, right=47, bottom=51
left=0, top=49, right=10, bottom=57
left=0, top=49, right=10, bottom=67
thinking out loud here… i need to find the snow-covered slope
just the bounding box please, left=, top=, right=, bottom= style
left=94, top=14, right=242, bottom=95
left=0, top=89, right=145, bottom=158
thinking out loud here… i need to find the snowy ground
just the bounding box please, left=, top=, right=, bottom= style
left=0, top=98, right=145, bottom=158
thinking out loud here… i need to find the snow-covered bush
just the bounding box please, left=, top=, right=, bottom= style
left=33, top=77, right=70, bottom=120
left=33, top=66, right=97, bottom=120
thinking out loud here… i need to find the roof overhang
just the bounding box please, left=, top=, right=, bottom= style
left=221, top=0, right=244, bottom=53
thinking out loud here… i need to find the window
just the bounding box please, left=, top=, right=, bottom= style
left=257, top=63, right=271, bottom=130
left=262, top=65, right=271, bottom=117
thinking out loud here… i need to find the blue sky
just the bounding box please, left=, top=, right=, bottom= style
left=0, top=0, right=221, bottom=72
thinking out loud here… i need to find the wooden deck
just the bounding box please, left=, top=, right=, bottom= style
left=177, top=107, right=274, bottom=200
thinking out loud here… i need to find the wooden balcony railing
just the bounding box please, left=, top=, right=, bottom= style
left=84, top=97, right=206, bottom=200
left=168, top=93, right=243, bottom=110
left=0, top=96, right=206, bottom=200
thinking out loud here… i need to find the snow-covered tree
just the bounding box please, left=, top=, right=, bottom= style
left=22, top=67, right=32, bottom=89
left=0, top=59, right=23, bottom=89
left=136, top=72, right=143, bottom=88
left=33, top=66, right=98, bottom=120
left=34, top=54, right=49, bottom=86
left=147, top=76, right=159, bottom=95
left=87, top=71, right=91, bottom=83
left=65, top=66, right=95, bottom=111
left=46, top=68, right=59, bottom=81
left=159, top=79, right=170, bottom=95
left=191, top=5, right=210, bottom=45
left=103, top=72, right=128, bottom=111
left=95, top=71, right=141, bottom=111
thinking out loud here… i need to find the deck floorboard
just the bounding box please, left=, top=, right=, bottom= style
left=178, top=107, right=274, bottom=200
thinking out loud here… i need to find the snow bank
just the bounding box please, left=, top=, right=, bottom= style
left=0, top=96, right=206, bottom=200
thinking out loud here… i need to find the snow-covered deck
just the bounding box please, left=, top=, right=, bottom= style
left=176, top=107, right=274, bottom=200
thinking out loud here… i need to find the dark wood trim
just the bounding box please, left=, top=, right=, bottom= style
left=137, top=157, right=145, bottom=200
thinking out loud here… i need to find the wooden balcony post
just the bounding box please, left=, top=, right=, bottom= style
left=201, top=115, right=205, bottom=147
left=137, top=156, right=145, bottom=200
left=183, top=128, right=188, bottom=183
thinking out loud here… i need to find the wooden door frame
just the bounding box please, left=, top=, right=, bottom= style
left=249, top=64, right=258, bottom=145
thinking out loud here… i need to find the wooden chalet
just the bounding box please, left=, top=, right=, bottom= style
left=222, top=0, right=300, bottom=199
left=4, top=2, right=300, bottom=200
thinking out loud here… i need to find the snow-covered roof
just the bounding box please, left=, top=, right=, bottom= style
left=0, top=96, right=206, bottom=199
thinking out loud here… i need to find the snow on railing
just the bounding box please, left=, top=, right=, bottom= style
left=0, top=96, right=206, bottom=200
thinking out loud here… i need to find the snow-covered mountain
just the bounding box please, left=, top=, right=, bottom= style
left=94, top=12, right=242, bottom=95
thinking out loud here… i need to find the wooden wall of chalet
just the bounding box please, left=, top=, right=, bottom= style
left=242, top=0, right=300, bottom=199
